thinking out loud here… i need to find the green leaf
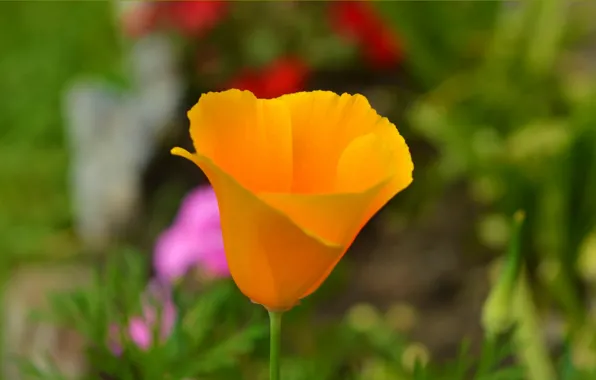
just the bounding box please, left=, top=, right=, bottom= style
left=176, top=324, right=267, bottom=376
left=181, top=281, right=235, bottom=345
left=482, top=211, right=526, bottom=337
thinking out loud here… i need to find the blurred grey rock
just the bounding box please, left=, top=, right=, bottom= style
left=131, top=34, right=184, bottom=133
left=63, top=34, right=183, bottom=251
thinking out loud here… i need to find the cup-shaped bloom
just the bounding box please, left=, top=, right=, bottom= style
left=172, top=90, right=413, bottom=311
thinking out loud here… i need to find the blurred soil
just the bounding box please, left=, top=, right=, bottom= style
left=2, top=264, right=91, bottom=380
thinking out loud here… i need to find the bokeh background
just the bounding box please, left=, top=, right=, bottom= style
left=2, top=1, right=596, bottom=379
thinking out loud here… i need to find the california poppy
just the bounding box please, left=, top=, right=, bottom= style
left=172, top=90, right=413, bottom=311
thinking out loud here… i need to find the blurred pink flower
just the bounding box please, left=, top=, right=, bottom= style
left=109, top=281, right=176, bottom=353
left=154, top=185, right=230, bottom=283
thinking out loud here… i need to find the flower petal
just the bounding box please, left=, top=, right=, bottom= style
left=174, top=185, right=221, bottom=228
left=129, top=318, right=152, bottom=350
left=171, top=147, right=345, bottom=310
left=259, top=121, right=412, bottom=247
left=260, top=182, right=387, bottom=247
left=188, top=90, right=293, bottom=192
left=154, top=226, right=202, bottom=283
left=260, top=122, right=413, bottom=300
left=277, top=91, right=386, bottom=193
left=259, top=184, right=388, bottom=301
left=335, top=121, right=413, bottom=220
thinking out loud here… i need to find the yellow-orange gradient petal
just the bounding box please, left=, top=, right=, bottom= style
left=335, top=118, right=413, bottom=221
left=278, top=91, right=388, bottom=193
left=187, top=90, right=293, bottom=193
left=260, top=132, right=400, bottom=247
left=174, top=90, right=414, bottom=310
left=171, top=147, right=345, bottom=311
left=260, top=184, right=388, bottom=301
left=260, top=129, right=412, bottom=300
left=259, top=116, right=412, bottom=256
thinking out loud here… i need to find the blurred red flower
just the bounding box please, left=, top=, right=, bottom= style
left=157, top=1, right=229, bottom=36
left=227, top=58, right=310, bottom=99
left=329, top=1, right=403, bottom=68
left=120, top=2, right=159, bottom=38
left=121, top=1, right=228, bottom=38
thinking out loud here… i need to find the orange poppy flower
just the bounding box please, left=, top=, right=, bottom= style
left=172, top=90, right=413, bottom=311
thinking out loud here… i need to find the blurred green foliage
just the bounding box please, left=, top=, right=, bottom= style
left=375, top=1, right=500, bottom=89
left=398, top=0, right=596, bottom=327
left=5, top=0, right=596, bottom=379
left=26, top=216, right=594, bottom=379
left=0, top=2, right=121, bottom=264
left=24, top=249, right=526, bottom=380
left=0, top=5, right=120, bottom=376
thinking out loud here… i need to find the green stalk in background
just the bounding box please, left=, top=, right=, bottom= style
left=524, top=0, right=567, bottom=78
left=512, top=270, right=557, bottom=380
left=268, top=310, right=283, bottom=380
left=482, top=211, right=525, bottom=337
left=482, top=210, right=557, bottom=380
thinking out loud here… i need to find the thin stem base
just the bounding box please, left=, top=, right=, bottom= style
left=268, top=310, right=283, bottom=380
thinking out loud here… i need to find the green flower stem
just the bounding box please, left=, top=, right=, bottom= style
left=268, top=310, right=283, bottom=380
